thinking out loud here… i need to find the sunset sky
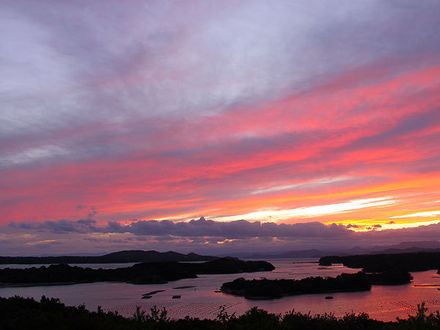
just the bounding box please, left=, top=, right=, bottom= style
left=1, top=1, right=440, bottom=255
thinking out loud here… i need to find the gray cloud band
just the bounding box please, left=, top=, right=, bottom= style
left=11, top=217, right=350, bottom=239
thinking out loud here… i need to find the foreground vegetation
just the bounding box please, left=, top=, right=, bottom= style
left=221, top=271, right=412, bottom=299
left=2, top=296, right=440, bottom=330
left=0, top=257, right=274, bottom=286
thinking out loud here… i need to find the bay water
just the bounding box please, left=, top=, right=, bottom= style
left=1, top=259, right=440, bottom=321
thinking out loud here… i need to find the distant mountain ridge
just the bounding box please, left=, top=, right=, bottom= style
left=0, top=250, right=216, bottom=264
left=244, top=241, right=440, bottom=259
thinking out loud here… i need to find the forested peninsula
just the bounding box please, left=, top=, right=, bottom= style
left=0, top=257, right=274, bottom=286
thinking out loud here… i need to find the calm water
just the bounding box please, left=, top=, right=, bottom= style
left=1, top=259, right=440, bottom=321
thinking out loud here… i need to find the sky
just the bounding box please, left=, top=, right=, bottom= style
left=1, top=0, right=440, bottom=256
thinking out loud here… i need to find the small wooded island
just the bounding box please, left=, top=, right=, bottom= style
left=221, top=270, right=412, bottom=299
left=0, top=257, right=274, bottom=286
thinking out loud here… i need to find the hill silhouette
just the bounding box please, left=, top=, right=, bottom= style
left=0, top=250, right=216, bottom=265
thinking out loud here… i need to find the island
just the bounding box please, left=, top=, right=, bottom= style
left=220, top=270, right=412, bottom=299
left=319, top=252, right=440, bottom=272
left=0, top=257, right=274, bottom=286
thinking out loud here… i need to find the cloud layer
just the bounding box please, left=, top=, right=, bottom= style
left=3, top=217, right=440, bottom=256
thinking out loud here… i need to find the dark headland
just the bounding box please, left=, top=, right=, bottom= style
left=319, top=251, right=440, bottom=272
left=0, top=257, right=274, bottom=286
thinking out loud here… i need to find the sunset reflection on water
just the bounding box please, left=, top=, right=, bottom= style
left=1, top=259, right=439, bottom=322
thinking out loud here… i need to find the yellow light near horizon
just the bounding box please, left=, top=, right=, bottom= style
left=326, top=218, right=440, bottom=232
